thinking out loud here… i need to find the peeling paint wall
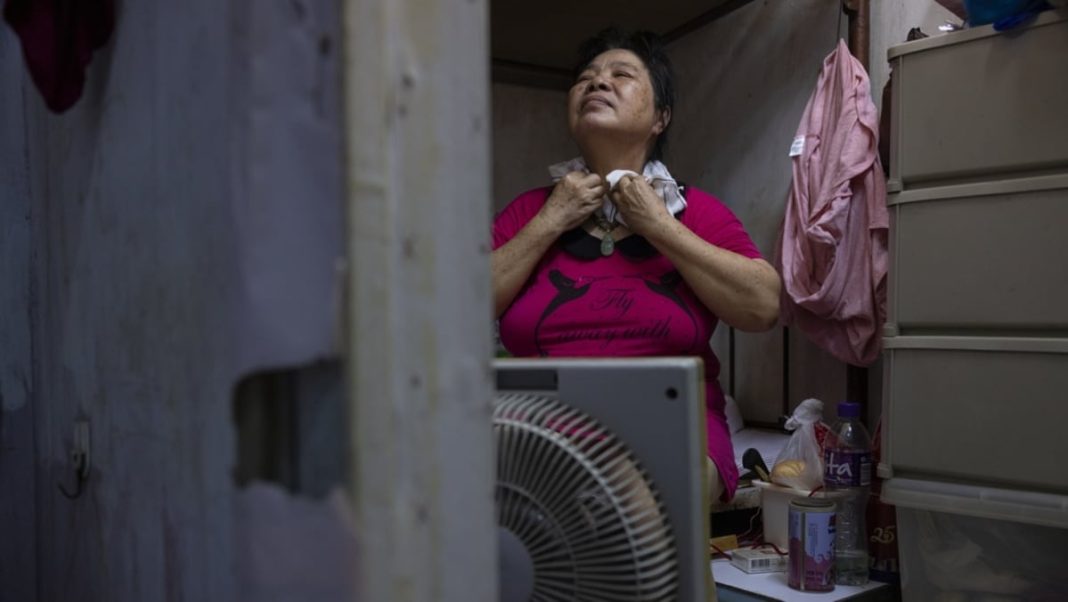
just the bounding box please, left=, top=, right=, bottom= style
left=20, top=2, right=241, bottom=596
left=231, top=0, right=345, bottom=374
left=0, top=0, right=351, bottom=599
left=0, top=27, right=37, bottom=602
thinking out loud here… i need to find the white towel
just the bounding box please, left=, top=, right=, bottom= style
left=547, top=157, right=686, bottom=227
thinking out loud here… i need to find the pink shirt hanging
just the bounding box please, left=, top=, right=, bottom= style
left=777, top=40, right=889, bottom=367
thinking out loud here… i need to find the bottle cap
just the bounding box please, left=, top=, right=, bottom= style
left=837, top=402, right=861, bottom=418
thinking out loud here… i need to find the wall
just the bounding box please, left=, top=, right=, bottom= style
left=0, top=0, right=353, bottom=599
left=20, top=2, right=239, bottom=594
left=491, top=83, right=575, bottom=212
left=0, top=27, right=37, bottom=602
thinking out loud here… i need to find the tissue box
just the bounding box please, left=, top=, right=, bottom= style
left=730, top=547, right=787, bottom=574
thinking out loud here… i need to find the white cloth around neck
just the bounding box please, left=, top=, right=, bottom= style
left=547, top=157, right=687, bottom=226
left=605, top=169, right=639, bottom=190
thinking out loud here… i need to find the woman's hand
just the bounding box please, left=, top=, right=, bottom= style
left=537, top=171, right=605, bottom=234
left=492, top=172, right=603, bottom=317
left=610, top=174, right=671, bottom=235
left=609, top=174, right=780, bottom=331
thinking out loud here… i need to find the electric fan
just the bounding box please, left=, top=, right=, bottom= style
left=494, top=358, right=710, bottom=602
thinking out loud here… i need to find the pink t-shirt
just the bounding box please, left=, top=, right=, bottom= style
left=493, top=185, right=763, bottom=500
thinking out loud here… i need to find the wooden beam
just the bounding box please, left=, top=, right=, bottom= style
left=341, top=0, right=497, bottom=599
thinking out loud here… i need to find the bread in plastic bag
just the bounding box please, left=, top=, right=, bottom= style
left=771, top=398, right=825, bottom=491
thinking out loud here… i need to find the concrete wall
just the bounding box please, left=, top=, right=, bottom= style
left=0, top=0, right=353, bottom=599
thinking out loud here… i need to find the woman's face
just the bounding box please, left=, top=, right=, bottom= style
left=567, top=48, right=667, bottom=153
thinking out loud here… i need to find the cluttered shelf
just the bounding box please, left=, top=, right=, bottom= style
left=711, top=399, right=900, bottom=599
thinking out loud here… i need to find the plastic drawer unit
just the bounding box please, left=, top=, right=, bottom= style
left=886, top=174, right=1068, bottom=331
left=887, top=12, right=1068, bottom=190
left=879, top=335, right=1068, bottom=494
left=883, top=477, right=1068, bottom=601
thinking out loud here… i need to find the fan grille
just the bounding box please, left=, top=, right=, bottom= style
left=494, top=393, right=679, bottom=601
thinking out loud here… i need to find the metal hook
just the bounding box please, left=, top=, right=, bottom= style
left=58, top=472, right=84, bottom=500
left=58, top=420, right=91, bottom=500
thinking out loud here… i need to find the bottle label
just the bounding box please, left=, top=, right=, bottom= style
left=824, top=449, right=871, bottom=487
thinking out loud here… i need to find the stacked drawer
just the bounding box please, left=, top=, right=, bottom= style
left=879, top=11, right=1068, bottom=599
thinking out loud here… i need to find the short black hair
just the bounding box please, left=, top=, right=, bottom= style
left=574, top=27, right=675, bottom=162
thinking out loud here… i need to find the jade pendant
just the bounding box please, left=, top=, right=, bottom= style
left=600, top=235, right=615, bottom=256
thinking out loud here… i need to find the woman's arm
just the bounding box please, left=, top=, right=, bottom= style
left=492, top=172, right=606, bottom=318
left=611, top=176, right=781, bottom=332
left=643, top=220, right=780, bottom=331
left=492, top=216, right=560, bottom=317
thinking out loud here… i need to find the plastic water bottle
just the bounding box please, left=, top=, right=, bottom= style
left=823, top=401, right=872, bottom=585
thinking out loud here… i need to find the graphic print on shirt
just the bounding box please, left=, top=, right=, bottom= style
left=533, top=270, right=592, bottom=356
left=533, top=268, right=701, bottom=357
left=643, top=270, right=695, bottom=321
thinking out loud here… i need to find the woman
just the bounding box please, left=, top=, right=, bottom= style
left=491, top=28, right=780, bottom=502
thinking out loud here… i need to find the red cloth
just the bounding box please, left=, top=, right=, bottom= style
left=777, top=40, right=889, bottom=367
left=4, top=0, right=115, bottom=113
left=867, top=418, right=901, bottom=584
left=493, top=185, right=763, bottom=501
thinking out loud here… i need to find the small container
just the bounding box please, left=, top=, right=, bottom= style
left=754, top=480, right=847, bottom=549
left=788, top=498, right=836, bottom=592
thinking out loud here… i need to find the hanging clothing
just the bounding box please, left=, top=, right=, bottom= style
left=777, top=39, right=889, bottom=367
left=4, top=0, right=115, bottom=113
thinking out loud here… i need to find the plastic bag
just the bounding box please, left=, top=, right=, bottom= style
left=904, top=509, right=1068, bottom=598
left=964, top=0, right=1051, bottom=28
left=771, top=399, right=825, bottom=491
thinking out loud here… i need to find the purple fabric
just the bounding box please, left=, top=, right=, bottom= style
left=4, top=0, right=115, bottom=113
